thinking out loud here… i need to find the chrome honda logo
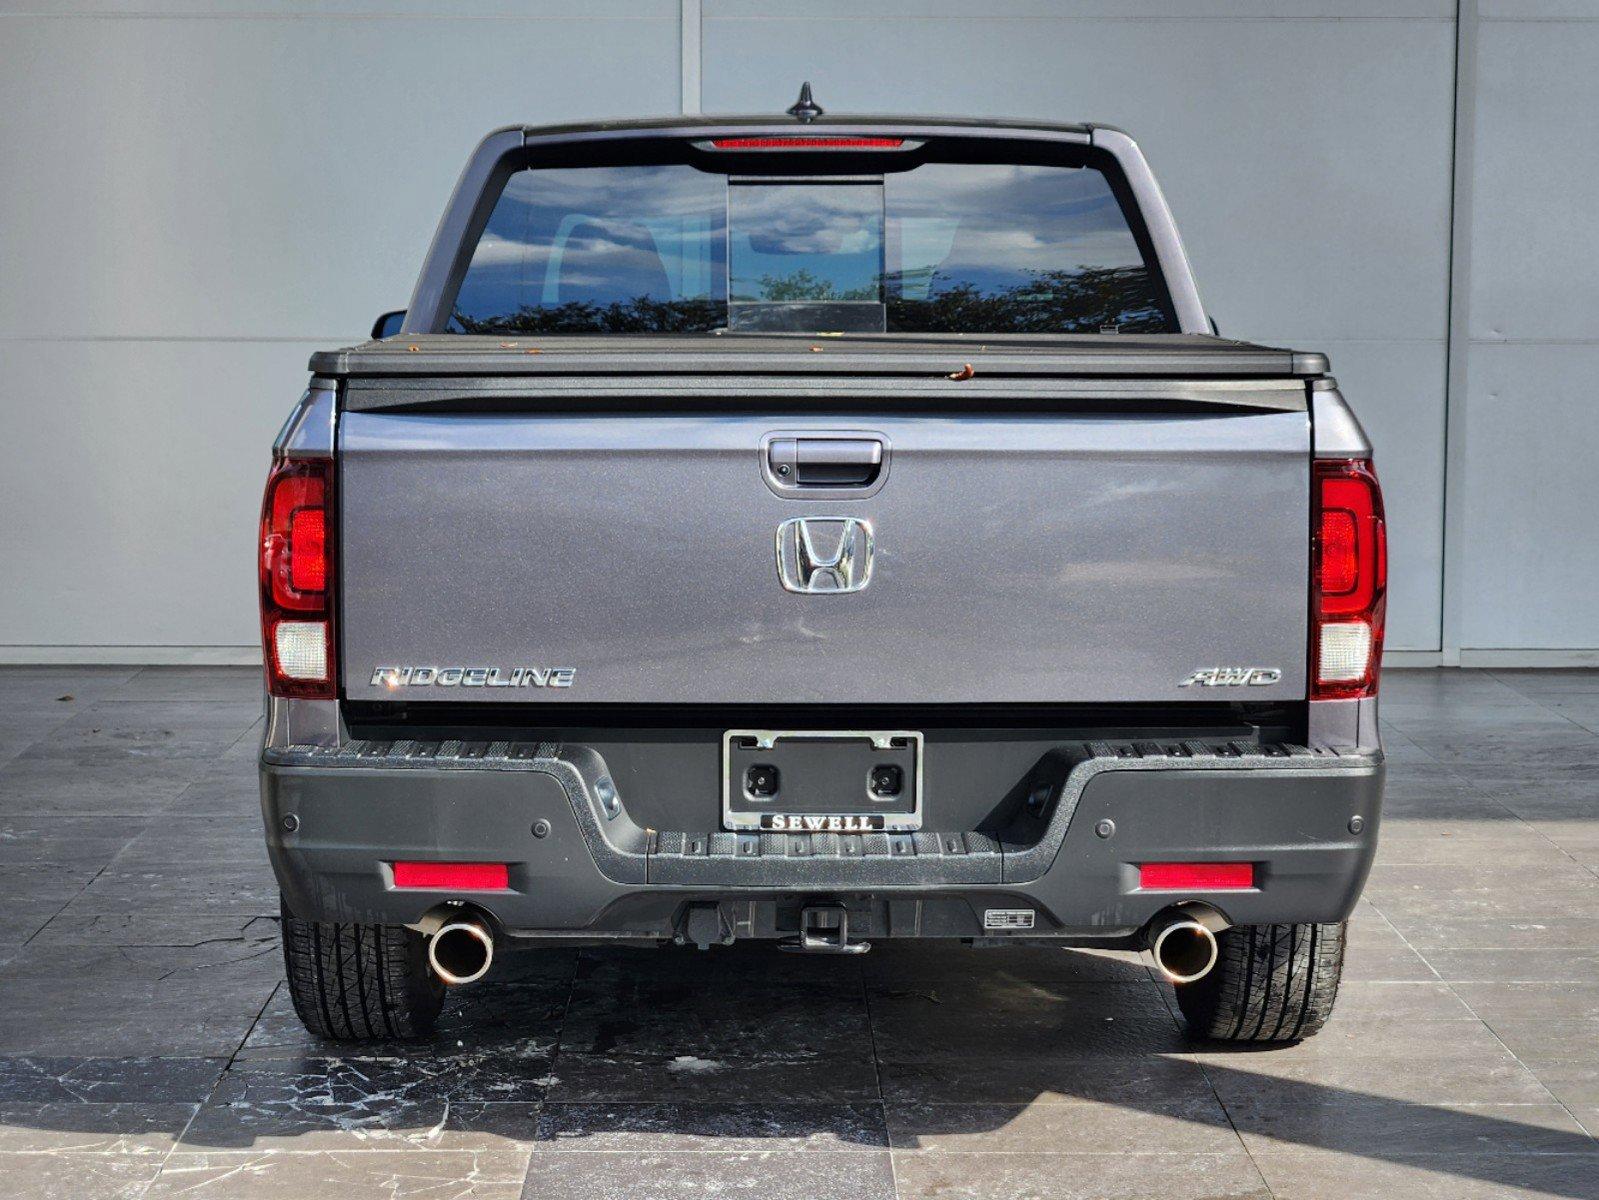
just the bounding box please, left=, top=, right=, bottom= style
left=775, top=517, right=874, bottom=594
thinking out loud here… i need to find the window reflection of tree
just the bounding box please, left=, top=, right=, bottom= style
left=451, top=265, right=1166, bottom=335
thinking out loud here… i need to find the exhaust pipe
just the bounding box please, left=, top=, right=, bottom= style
left=426, top=913, right=494, bottom=986
left=1148, top=904, right=1228, bottom=985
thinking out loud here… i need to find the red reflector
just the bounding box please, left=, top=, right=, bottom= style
left=709, top=136, right=906, bottom=149
left=288, top=507, right=326, bottom=592
left=1140, top=862, right=1255, bottom=891
left=392, top=862, right=509, bottom=891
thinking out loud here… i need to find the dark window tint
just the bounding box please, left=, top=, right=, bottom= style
left=450, top=165, right=727, bottom=334
left=884, top=163, right=1168, bottom=334
left=449, top=158, right=1171, bottom=335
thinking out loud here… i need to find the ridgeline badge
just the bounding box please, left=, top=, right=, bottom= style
left=371, top=666, right=575, bottom=690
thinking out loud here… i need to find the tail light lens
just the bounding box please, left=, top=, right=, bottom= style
left=1312, top=459, right=1386, bottom=699
left=709, top=136, right=906, bottom=150
left=260, top=457, right=334, bottom=698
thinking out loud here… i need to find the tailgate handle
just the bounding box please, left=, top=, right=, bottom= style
left=769, top=437, right=883, bottom=488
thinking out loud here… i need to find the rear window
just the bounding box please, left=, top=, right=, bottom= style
left=448, top=150, right=1174, bottom=336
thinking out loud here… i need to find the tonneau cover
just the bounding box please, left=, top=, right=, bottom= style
left=309, top=333, right=1329, bottom=382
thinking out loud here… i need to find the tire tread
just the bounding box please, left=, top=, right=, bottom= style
left=1176, top=920, right=1344, bottom=1043
left=280, top=897, right=443, bottom=1042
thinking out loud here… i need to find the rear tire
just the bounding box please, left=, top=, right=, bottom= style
left=279, top=897, right=444, bottom=1041
left=1174, top=920, right=1345, bottom=1043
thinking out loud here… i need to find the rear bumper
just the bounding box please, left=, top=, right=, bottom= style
left=261, top=737, right=1383, bottom=942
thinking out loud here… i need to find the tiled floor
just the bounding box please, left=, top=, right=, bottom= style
left=0, top=666, right=1596, bottom=1199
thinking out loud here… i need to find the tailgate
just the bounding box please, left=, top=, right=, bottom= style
left=339, top=404, right=1309, bottom=705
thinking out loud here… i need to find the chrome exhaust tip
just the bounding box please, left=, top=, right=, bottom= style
left=1148, top=904, right=1228, bottom=985
left=427, top=915, right=494, bottom=986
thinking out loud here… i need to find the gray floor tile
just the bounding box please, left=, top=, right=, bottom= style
left=12, top=700, right=263, bottom=764
left=1483, top=1018, right=1599, bottom=1068
left=1385, top=915, right=1599, bottom=952
left=1451, top=980, right=1599, bottom=1023
left=0, top=1102, right=195, bottom=1154
left=26, top=864, right=279, bottom=947
left=216, top=1051, right=557, bottom=1110
left=868, top=976, right=1170, bottom=1018
left=179, top=1094, right=544, bottom=1153
left=237, top=977, right=568, bottom=1063
left=0, top=668, right=143, bottom=705
left=862, top=943, right=1147, bottom=986
left=148, top=1150, right=531, bottom=1199
left=559, top=978, right=871, bottom=1058
left=1490, top=670, right=1599, bottom=699
left=1423, top=948, right=1599, bottom=983
left=1222, top=1096, right=1594, bottom=1157
left=520, top=1148, right=895, bottom=1200
left=533, top=1101, right=887, bottom=1152
left=108, top=667, right=264, bottom=705
left=0, top=864, right=99, bottom=946
left=1338, top=943, right=1442, bottom=982
left=1527, top=820, right=1599, bottom=871
left=1195, top=1042, right=1557, bottom=1106
left=1249, top=1146, right=1599, bottom=1199
left=885, top=1097, right=1242, bottom=1155
left=1530, top=1065, right=1599, bottom=1110
left=890, top=1149, right=1271, bottom=1199
left=1374, top=819, right=1566, bottom=867
left=876, top=1054, right=1211, bottom=1106
left=1322, top=980, right=1476, bottom=1021
left=106, top=814, right=269, bottom=868
left=577, top=942, right=866, bottom=990
left=0, top=712, right=78, bottom=769
left=0, top=756, right=217, bottom=817
left=0, top=1153, right=163, bottom=1200
left=870, top=1008, right=1190, bottom=1060
left=0, top=1056, right=227, bottom=1104
left=546, top=1050, right=882, bottom=1103
left=0, top=942, right=280, bottom=1056
left=0, top=814, right=149, bottom=868
left=161, top=755, right=261, bottom=817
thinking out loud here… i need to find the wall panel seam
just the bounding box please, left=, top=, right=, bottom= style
left=1439, top=0, right=1477, bottom=664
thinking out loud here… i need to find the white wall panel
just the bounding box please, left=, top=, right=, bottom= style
left=1467, top=17, right=1599, bottom=343
left=0, top=338, right=319, bottom=647
left=1456, top=11, right=1599, bottom=650
left=0, top=8, right=680, bottom=341
left=1458, top=345, right=1599, bottom=648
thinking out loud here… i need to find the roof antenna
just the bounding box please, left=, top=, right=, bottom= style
left=786, top=82, right=824, bottom=123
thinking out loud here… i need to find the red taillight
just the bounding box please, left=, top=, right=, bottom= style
left=709, top=136, right=906, bottom=150
left=260, top=457, right=334, bottom=698
left=1312, top=459, right=1387, bottom=700
left=1319, top=508, right=1358, bottom=596
left=1140, top=862, right=1256, bottom=891
left=288, top=508, right=326, bottom=593
left=392, top=862, right=510, bottom=891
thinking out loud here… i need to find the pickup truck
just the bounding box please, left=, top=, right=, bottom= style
left=259, top=97, right=1386, bottom=1045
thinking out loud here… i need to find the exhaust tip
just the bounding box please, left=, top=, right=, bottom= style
left=427, top=918, right=494, bottom=986
left=1150, top=915, right=1221, bottom=985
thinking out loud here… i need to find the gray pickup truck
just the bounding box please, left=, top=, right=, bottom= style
left=259, top=98, right=1386, bottom=1044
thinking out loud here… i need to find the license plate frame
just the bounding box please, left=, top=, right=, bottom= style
left=721, top=729, right=924, bottom=833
